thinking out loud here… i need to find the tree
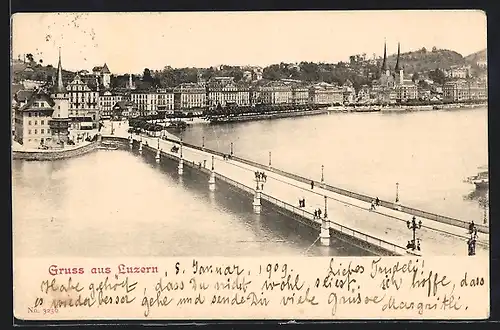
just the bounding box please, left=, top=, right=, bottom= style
left=421, top=47, right=427, bottom=53
left=412, top=72, right=420, bottom=82
left=142, top=68, right=153, bottom=83
left=429, top=68, right=446, bottom=85
left=26, top=53, right=34, bottom=62
left=39, top=59, right=43, bottom=64
left=432, top=46, right=437, bottom=52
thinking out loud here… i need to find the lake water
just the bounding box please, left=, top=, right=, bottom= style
left=180, top=107, right=489, bottom=222
left=12, top=107, right=488, bottom=258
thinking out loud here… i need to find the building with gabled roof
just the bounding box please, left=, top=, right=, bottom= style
left=65, top=73, right=100, bottom=129
left=92, top=63, right=111, bottom=88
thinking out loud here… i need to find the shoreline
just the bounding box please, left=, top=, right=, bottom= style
left=167, top=102, right=488, bottom=125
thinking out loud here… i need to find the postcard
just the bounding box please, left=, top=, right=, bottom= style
left=11, top=10, right=489, bottom=321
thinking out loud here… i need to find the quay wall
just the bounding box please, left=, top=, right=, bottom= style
left=124, top=136, right=405, bottom=256
left=157, top=136, right=488, bottom=234
left=12, top=141, right=99, bottom=161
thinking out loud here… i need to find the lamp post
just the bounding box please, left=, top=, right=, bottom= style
left=324, top=195, right=328, bottom=219
left=157, top=137, right=160, bottom=149
left=483, top=191, right=489, bottom=225
left=230, top=142, right=233, bottom=156
left=202, top=136, right=205, bottom=149
left=467, top=229, right=477, bottom=256
left=406, top=216, right=422, bottom=251
left=395, top=182, right=400, bottom=203
left=321, top=165, right=324, bottom=184
left=269, top=151, right=272, bottom=167
left=180, top=137, right=183, bottom=158
left=211, top=155, right=214, bottom=171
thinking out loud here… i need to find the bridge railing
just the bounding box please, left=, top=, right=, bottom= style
left=137, top=135, right=487, bottom=234
left=173, top=140, right=487, bottom=234
left=261, top=192, right=406, bottom=256
left=211, top=170, right=405, bottom=256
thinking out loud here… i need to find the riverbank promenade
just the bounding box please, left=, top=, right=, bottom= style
left=103, top=123, right=488, bottom=257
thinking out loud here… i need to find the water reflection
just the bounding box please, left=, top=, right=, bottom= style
left=13, top=149, right=375, bottom=258
left=181, top=108, right=488, bottom=223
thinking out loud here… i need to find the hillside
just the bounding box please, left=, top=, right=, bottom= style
left=465, top=48, right=487, bottom=64
left=385, top=48, right=466, bottom=74
left=11, top=60, right=75, bottom=84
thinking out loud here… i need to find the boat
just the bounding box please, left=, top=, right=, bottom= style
left=98, top=141, right=119, bottom=150
left=98, top=145, right=118, bottom=150
left=465, top=166, right=489, bottom=190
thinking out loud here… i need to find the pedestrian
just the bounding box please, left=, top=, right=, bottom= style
left=370, top=200, right=376, bottom=211
left=318, top=208, right=322, bottom=218
left=416, top=240, right=421, bottom=251
left=375, top=197, right=380, bottom=206
left=314, top=209, right=318, bottom=219
left=299, top=199, right=302, bottom=208
left=261, top=183, right=264, bottom=190
left=469, top=221, right=475, bottom=234
left=406, top=241, right=412, bottom=249
left=311, top=181, right=314, bottom=189
left=302, top=198, right=306, bottom=207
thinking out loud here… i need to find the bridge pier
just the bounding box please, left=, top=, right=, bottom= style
left=155, top=148, right=161, bottom=163
left=178, top=158, right=184, bottom=175
left=209, top=155, right=216, bottom=191
left=253, top=183, right=262, bottom=214
left=319, top=195, right=330, bottom=246
left=319, top=217, right=331, bottom=246
left=129, top=136, right=133, bottom=148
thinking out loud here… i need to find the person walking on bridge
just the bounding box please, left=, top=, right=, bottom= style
left=311, top=180, right=314, bottom=189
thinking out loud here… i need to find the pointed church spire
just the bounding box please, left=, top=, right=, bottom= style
left=129, top=73, right=133, bottom=89
left=54, top=47, right=67, bottom=94
left=395, top=42, right=401, bottom=72
left=381, top=39, right=387, bottom=72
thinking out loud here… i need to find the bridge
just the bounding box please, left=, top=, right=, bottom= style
left=100, top=124, right=489, bottom=257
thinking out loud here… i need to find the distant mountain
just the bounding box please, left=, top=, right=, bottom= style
left=465, top=48, right=487, bottom=64
left=385, top=48, right=466, bottom=75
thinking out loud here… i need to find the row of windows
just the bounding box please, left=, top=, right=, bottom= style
left=27, top=120, right=47, bottom=125
left=27, top=111, right=49, bottom=117
left=27, top=128, right=50, bottom=135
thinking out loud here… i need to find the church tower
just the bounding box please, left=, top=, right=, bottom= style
left=49, top=48, right=71, bottom=145
left=381, top=40, right=389, bottom=77
left=128, top=73, right=135, bottom=90
left=394, top=42, right=404, bottom=85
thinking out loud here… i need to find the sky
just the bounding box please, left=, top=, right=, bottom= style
left=11, top=10, right=487, bottom=75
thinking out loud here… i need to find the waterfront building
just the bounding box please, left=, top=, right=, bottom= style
left=308, top=82, right=343, bottom=105
left=396, top=80, right=418, bottom=102
left=469, top=81, right=488, bottom=100
left=258, top=81, right=292, bottom=104
left=14, top=91, right=55, bottom=147
left=66, top=74, right=100, bottom=129
left=156, top=88, right=175, bottom=113
left=356, top=85, right=371, bottom=104
left=342, top=80, right=356, bottom=105
left=443, top=80, right=468, bottom=102
left=14, top=50, right=70, bottom=148
left=173, top=83, right=207, bottom=110
left=99, top=90, right=123, bottom=119
left=291, top=84, right=310, bottom=105
left=130, top=90, right=158, bottom=116
left=92, top=63, right=111, bottom=89
left=207, top=77, right=250, bottom=107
